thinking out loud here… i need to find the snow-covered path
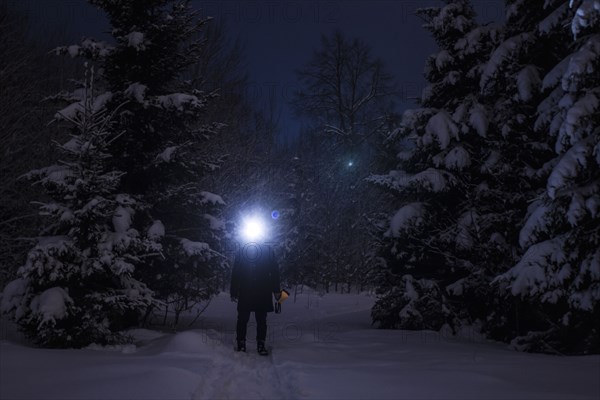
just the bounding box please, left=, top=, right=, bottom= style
left=1, top=290, right=599, bottom=399
left=191, top=336, right=291, bottom=399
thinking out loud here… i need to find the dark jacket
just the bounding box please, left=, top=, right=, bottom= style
left=230, top=244, right=280, bottom=312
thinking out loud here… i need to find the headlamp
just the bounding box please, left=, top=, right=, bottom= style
left=240, top=215, right=267, bottom=241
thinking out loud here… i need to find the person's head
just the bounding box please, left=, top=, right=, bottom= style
left=237, top=241, right=275, bottom=263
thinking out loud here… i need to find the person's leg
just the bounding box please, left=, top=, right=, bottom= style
left=236, top=309, right=251, bottom=345
left=255, top=311, right=267, bottom=344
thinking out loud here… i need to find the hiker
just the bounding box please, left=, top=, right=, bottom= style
left=230, top=242, right=281, bottom=355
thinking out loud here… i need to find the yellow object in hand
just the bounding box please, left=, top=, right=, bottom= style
left=277, top=289, right=289, bottom=304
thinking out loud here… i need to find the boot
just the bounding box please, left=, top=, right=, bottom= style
left=257, top=341, right=269, bottom=356
left=236, top=340, right=246, bottom=352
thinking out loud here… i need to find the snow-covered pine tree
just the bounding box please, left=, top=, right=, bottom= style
left=0, top=67, right=160, bottom=347
left=369, top=0, right=501, bottom=330
left=470, top=0, right=571, bottom=344
left=494, top=0, right=600, bottom=354
left=54, top=0, right=227, bottom=322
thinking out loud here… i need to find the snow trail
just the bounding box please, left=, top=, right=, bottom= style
left=1, top=291, right=598, bottom=400
left=192, top=339, right=293, bottom=400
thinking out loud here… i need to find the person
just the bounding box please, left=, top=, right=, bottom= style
left=230, top=242, right=281, bottom=355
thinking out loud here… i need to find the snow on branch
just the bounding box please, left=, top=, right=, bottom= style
left=125, top=31, right=148, bottom=50
left=53, top=38, right=113, bottom=60
left=423, top=111, right=459, bottom=149
left=561, top=35, right=600, bottom=92
left=154, top=93, right=206, bottom=112
left=368, top=168, right=454, bottom=193
left=385, top=203, right=424, bottom=238
left=198, top=191, right=225, bottom=206
left=547, top=141, right=590, bottom=198
left=571, top=0, right=600, bottom=38
left=30, top=287, right=73, bottom=325
left=495, top=236, right=567, bottom=298
left=480, top=33, right=533, bottom=92
left=54, top=92, right=113, bottom=122
left=557, top=93, right=598, bottom=152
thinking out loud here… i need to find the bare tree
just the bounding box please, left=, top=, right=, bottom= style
left=287, top=30, right=397, bottom=292
left=293, top=30, right=396, bottom=149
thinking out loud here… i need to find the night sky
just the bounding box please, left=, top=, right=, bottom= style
left=10, top=0, right=504, bottom=141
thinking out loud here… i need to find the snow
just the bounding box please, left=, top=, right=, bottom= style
left=542, top=55, right=572, bottom=91
left=480, top=150, right=501, bottom=173
left=498, top=237, right=567, bottom=297
left=468, top=103, right=488, bottom=137
left=1, top=291, right=598, bottom=400
left=157, top=146, right=178, bottom=162
left=547, top=141, right=589, bottom=199
left=435, top=50, right=453, bottom=70
left=55, top=102, right=84, bottom=121
left=445, top=70, right=460, bottom=85
left=203, top=214, right=225, bottom=230
left=180, top=239, right=210, bottom=257
left=421, top=84, right=434, bottom=103
left=0, top=278, right=28, bottom=316
left=56, top=38, right=113, bottom=59
left=369, top=169, right=453, bottom=193
left=55, top=92, right=113, bottom=121
left=446, top=278, right=465, bottom=296
left=385, top=203, right=424, bottom=237
left=536, top=87, right=564, bottom=132
left=148, top=220, right=165, bottom=240
left=539, top=2, right=570, bottom=34
left=125, top=82, right=148, bottom=103
left=562, top=35, right=600, bottom=92
left=444, top=146, right=471, bottom=170
left=67, top=44, right=79, bottom=57
left=519, top=202, right=551, bottom=248
left=455, top=210, right=478, bottom=250
left=198, top=191, right=225, bottom=205
left=112, top=205, right=132, bottom=233
left=480, top=33, right=533, bottom=92
left=516, top=65, right=541, bottom=102
left=156, top=93, right=203, bottom=111
left=454, top=25, right=498, bottom=55
left=29, top=287, right=73, bottom=324
left=126, top=31, right=146, bottom=50
left=423, top=111, right=459, bottom=150
left=571, top=0, right=600, bottom=37
left=586, top=194, right=600, bottom=217
left=557, top=93, right=598, bottom=152
left=567, top=193, right=586, bottom=226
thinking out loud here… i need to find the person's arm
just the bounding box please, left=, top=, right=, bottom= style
left=271, top=256, right=281, bottom=295
left=230, top=253, right=241, bottom=301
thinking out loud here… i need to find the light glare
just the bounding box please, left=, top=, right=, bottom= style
left=241, top=216, right=266, bottom=241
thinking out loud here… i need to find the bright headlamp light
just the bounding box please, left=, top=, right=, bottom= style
left=240, top=215, right=267, bottom=241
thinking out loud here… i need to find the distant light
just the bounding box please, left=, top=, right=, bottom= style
left=241, top=216, right=266, bottom=241
left=348, top=161, right=354, bottom=167
left=271, top=210, right=280, bottom=219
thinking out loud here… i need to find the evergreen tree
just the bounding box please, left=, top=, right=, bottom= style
left=494, top=0, right=600, bottom=353
left=0, top=68, right=159, bottom=347
left=54, top=0, right=227, bottom=320
left=371, top=0, right=599, bottom=354
left=369, top=0, right=500, bottom=330
left=469, top=0, right=570, bottom=346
